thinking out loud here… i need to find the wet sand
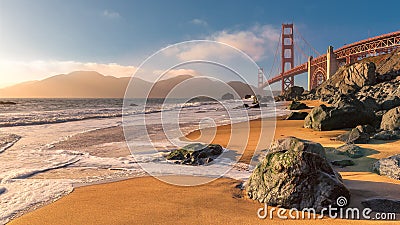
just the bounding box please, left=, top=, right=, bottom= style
left=10, top=100, right=400, bottom=224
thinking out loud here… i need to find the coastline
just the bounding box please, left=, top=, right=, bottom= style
left=9, top=100, right=400, bottom=224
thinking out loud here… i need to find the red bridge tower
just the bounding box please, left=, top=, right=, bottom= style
left=281, top=24, right=294, bottom=93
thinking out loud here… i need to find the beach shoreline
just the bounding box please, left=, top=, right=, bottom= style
left=8, top=99, right=400, bottom=224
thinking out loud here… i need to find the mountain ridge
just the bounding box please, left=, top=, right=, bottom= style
left=0, top=71, right=263, bottom=99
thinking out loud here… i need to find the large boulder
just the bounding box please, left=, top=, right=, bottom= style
left=380, top=106, right=400, bottom=131
left=268, top=136, right=326, bottom=158
left=246, top=137, right=349, bottom=211
left=373, top=154, right=400, bottom=180
left=304, top=98, right=376, bottom=131
left=166, top=143, right=223, bottom=165
left=281, top=86, right=304, bottom=101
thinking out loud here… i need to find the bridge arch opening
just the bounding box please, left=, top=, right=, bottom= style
left=312, top=67, right=326, bottom=88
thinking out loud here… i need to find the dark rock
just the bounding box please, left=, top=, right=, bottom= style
left=373, top=130, right=400, bottom=140
left=357, top=124, right=376, bottom=134
left=331, top=159, right=355, bottom=167
left=0, top=101, right=16, bottom=105
left=380, top=96, right=400, bottom=110
left=166, top=143, right=223, bottom=166
left=304, top=100, right=376, bottom=131
left=359, top=96, right=381, bottom=112
left=373, top=154, right=400, bottom=180
left=221, top=92, right=234, bottom=100
left=281, top=86, right=304, bottom=101
left=286, top=112, right=309, bottom=120
left=334, top=144, right=365, bottom=158
left=246, top=137, right=349, bottom=211
left=287, top=101, right=310, bottom=110
left=380, top=106, right=400, bottom=131
left=362, top=198, right=400, bottom=213
left=130, top=103, right=138, bottom=107
left=335, top=125, right=371, bottom=144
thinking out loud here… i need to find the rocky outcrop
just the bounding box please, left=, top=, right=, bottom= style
left=375, top=49, right=400, bottom=78
left=315, top=62, right=376, bottom=100
left=356, top=76, right=400, bottom=111
left=380, top=106, right=400, bottom=131
left=361, top=198, right=400, bottom=213
left=246, top=137, right=349, bottom=211
left=335, top=125, right=374, bottom=144
left=373, top=154, right=400, bottom=180
left=166, top=143, right=223, bottom=165
left=304, top=98, right=376, bottom=131
left=221, top=92, right=234, bottom=100
left=286, top=112, right=308, bottom=120
left=287, top=101, right=309, bottom=110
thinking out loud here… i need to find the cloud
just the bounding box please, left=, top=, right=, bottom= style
left=0, top=60, right=137, bottom=86
left=190, top=19, right=208, bottom=26
left=102, top=10, right=121, bottom=19
left=168, top=24, right=280, bottom=62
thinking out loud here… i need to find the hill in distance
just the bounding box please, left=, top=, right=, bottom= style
left=0, top=71, right=264, bottom=99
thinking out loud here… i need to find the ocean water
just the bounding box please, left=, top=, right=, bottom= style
left=0, top=98, right=288, bottom=223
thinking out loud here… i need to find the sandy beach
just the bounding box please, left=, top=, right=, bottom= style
left=9, top=100, right=400, bottom=224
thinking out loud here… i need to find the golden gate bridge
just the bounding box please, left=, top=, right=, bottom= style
left=259, top=24, right=400, bottom=93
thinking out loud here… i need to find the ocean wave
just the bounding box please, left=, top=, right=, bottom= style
left=0, top=112, right=123, bottom=127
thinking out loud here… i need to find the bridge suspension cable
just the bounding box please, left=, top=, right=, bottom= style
left=294, top=27, right=321, bottom=56
left=267, top=32, right=282, bottom=80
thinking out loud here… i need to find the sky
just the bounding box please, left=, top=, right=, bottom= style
left=0, top=0, right=399, bottom=90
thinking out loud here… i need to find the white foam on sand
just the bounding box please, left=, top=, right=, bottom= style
left=0, top=179, right=74, bottom=224
left=0, top=118, right=142, bottom=224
